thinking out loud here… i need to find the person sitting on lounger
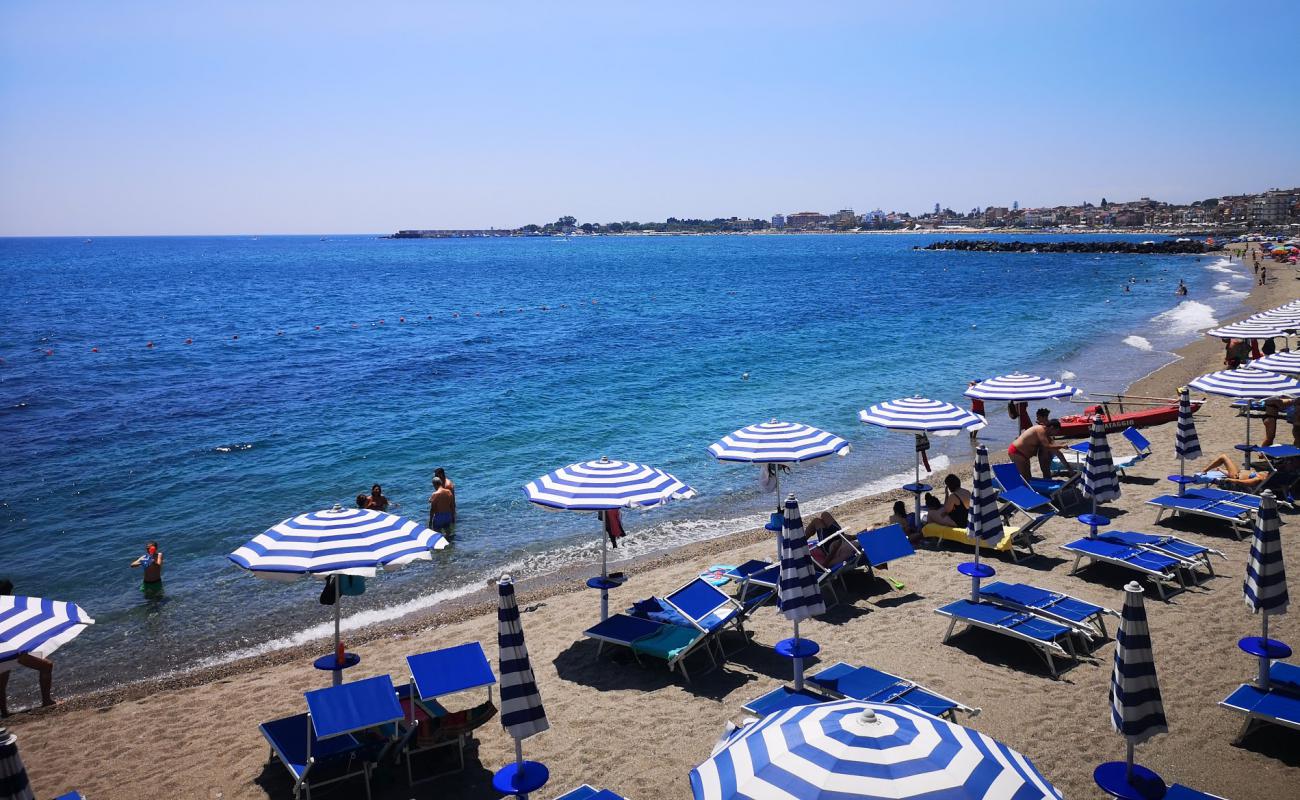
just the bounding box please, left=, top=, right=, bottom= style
left=926, top=474, right=972, bottom=528
left=888, top=500, right=918, bottom=541
left=1007, top=408, right=1074, bottom=480
left=803, top=510, right=842, bottom=541
left=1198, top=453, right=1271, bottom=489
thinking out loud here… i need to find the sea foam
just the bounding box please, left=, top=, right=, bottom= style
left=1124, top=335, right=1154, bottom=352
left=1151, top=300, right=1217, bottom=335
left=1214, top=281, right=1249, bottom=299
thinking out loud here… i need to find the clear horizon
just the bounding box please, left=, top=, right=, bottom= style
left=2, top=1, right=1298, bottom=237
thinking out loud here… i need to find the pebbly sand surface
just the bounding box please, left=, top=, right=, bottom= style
left=7, top=246, right=1300, bottom=799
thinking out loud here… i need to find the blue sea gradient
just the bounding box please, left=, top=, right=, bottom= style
left=0, top=233, right=1252, bottom=696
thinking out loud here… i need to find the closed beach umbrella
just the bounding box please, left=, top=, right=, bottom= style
left=964, top=373, right=1078, bottom=432
left=1082, top=414, right=1121, bottom=528
left=0, top=727, right=34, bottom=800
left=1244, top=491, right=1288, bottom=688
left=523, top=456, right=696, bottom=620
left=0, top=595, right=95, bottom=671
left=1174, top=387, right=1202, bottom=495
left=860, top=397, right=986, bottom=531
left=964, top=444, right=1004, bottom=601
left=492, top=574, right=550, bottom=800
left=709, top=420, right=849, bottom=535
left=1095, top=581, right=1168, bottom=799
left=776, top=494, right=825, bottom=690
left=1188, top=367, right=1300, bottom=451
left=228, top=505, right=448, bottom=685
left=690, top=698, right=1062, bottom=800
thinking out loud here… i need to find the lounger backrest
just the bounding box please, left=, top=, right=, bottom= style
left=665, top=578, right=735, bottom=631
left=407, top=642, right=497, bottom=701
left=305, top=674, right=405, bottom=739
left=856, top=524, right=915, bottom=566
left=1122, top=426, right=1152, bottom=455
left=991, top=462, right=1024, bottom=493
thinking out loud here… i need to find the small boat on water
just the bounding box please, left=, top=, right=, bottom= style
left=1056, top=397, right=1201, bottom=438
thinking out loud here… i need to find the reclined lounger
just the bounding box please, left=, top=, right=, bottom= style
left=1060, top=537, right=1185, bottom=599
left=808, top=661, right=976, bottom=720
left=934, top=599, right=1075, bottom=678
left=922, top=513, right=1049, bottom=562
left=1146, top=495, right=1253, bottom=539
left=976, top=580, right=1118, bottom=641
left=1220, top=660, right=1300, bottom=742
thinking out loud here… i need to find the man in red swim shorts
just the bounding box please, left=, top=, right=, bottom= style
left=1008, top=408, right=1074, bottom=480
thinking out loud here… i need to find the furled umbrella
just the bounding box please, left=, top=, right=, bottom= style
left=229, top=505, right=447, bottom=685
left=1243, top=490, right=1289, bottom=689
left=964, top=373, right=1079, bottom=432
left=523, top=456, right=696, bottom=621
left=1095, top=581, right=1168, bottom=800
left=708, top=420, right=849, bottom=539
left=690, top=698, right=1062, bottom=800
left=491, top=575, right=550, bottom=800
left=1174, top=386, right=1203, bottom=496
left=775, top=494, right=826, bottom=691
left=859, top=397, right=986, bottom=541
left=1081, top=414, right=1122, bottom=537
left=963, top=444, right=1005, bottom=601
left=1188, top=366, right=1300, bottom=453
left=0, top=726, right=34, bottom=800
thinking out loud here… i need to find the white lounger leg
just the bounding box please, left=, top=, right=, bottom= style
left=944, top=617, right=959, bottom=643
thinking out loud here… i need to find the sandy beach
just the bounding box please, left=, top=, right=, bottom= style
left=7, top=247, right=1299, bottom=800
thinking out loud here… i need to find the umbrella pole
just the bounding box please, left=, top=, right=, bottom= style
left=599, top=521, right=609, bottom=622
left=1261, top=612, right=1271, bottom=689
left=333, top=593, right=343, bottom=687
left=971, top=543, right=981, bottom=603
left=792, top=619, right=804, bottom=690
left=1126, top=739, right=1135, bottom=782
left=514, top=738, right=531, bottom=800
left=913, top=448, right=922, bottom=538
left=1179, top=452, right=1186, bottom=497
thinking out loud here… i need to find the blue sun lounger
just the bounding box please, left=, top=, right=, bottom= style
left=741, top=685, right=835, bottom=716
left=1220, top=661, right=1300, bottom=742
left=553, top=786, right=628, bottom=800
left=1164, top=786, right=1227, bottom=800
left=260, top=674, right=406, bottom=800
left=807, top=661, right=976, bottom=720
left=1060, top=537, right=1185, bottom=599
left=660, top=577, right=747, bottom=656
left=725, top=560, right=780, bottom=602
left=1095, top=531, right=1224, bottom=580
left=399, top=642, right=497, bottom=783
left=935, top=599, right=1076, bottom=677
left=991, top=463, right=1059, bottom=518
left=583, top=613, right=711, bottom=681
left=1065, top=427, right=1153, bottom=476
left=976, top=581, right=1118, bottom=641
left=1147, top=494, right=1254, bottom=538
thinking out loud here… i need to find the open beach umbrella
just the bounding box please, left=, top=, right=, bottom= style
left=492, top=575, right=550, bottom=800
left=0, top=726, right=34, bottom=800
left=1244, top=491, right=1288, bottom=689
left=1082, top=414, right=1121, bottom=532
left=964, top=445, right=1004, bottom=601
left=690, top=698, right=1062, bottom=800
left=1253, top=351, right=1300, bottom=374
left=523, top=456, right=696, bottom=620
left=0, top=595, right=94, bottom=674
left=964, top=373, right=1078, bottom=432
left=228, top=505, right=447, bottom=685
left=1188, top=367, right=1300, bottom=452
left=1174, top=387, right=1202, bottom=495
left=1096, top=581, right=1168, bottom=800
left=776, top=494, right=825, bottom=690
left=860, top=397, right=986, bottom=534
left=1207, top=319, right=1290, bottom=339
left=708, top=420, right=849, bottom=533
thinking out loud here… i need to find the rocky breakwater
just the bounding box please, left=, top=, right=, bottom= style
left=921, top=239, right=1209, bottom=254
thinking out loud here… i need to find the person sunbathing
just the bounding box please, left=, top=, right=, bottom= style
left=925, top=474, right=972, bottom=528
left=1198, top=453, right=1271, bottom=489
left=803, top=510, right=842, bottom=540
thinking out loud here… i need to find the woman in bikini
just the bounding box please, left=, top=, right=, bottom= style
left=926, top=474, right=972, bottom=528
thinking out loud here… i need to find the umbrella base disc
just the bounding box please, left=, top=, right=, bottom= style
left=312, top=652, right=360, bottom=672
left=493, top=760, right=550, bottom=795
left=1094, top=761, right=1166, bottom=800
left=902, top=482, right=932, bottom=494
left=1078, top=513, right=1111, bottom=530
left=1238, top=636, right=1292, bottom=660
left=775, top=637, right=820, bottom=659
left=957, top=562, right=996, bottom=579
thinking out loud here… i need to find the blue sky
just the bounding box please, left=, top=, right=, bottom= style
left=2, top=1, right=1297, bottom=235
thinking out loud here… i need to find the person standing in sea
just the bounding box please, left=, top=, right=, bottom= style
left=428, top=478, right=454, bottom=538
left=130, top=541, right=164, bottom=598
left=433, top=467, right=455, bottom=522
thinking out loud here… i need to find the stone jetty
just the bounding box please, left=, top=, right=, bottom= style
left=920, top=239, right=1209, bottom=254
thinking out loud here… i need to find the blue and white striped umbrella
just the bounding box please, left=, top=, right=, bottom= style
left=1083, top=414, right=1121, bottom=510
left=0, top=595, right=95, bottom=669
left=1110, top=582, right=1167, bottom=749
left=1175, top=387, right=1202, bottom=494
left=858, top=397, right=986, bottom=434
left=963, top=373, right=1078, bottom=402
left=708, top=420, right=851, bottom=464
left=1249, top=310, right=1300, bottom=329
left=523, top=456, right=696, bottom=511
left=778, top=495, right=826, bottom=624
left=229, top=506, right=448, bottom=579
left=690, top=699, right=1062, bottom=800
left=498, top=575, right=549, bottom=740
left=1245, top=491, right=1288, bottom=679
left=1253, top=351, right=1300, bottom=374
left=1189, top=367, right=1300, bottom=450
left=967, top=445, right=1004, bottom=547
left=1207, top=319, right=1291, bottom=339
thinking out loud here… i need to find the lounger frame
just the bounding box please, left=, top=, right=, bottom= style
left=1060, top=539, right=1185, bottom=600
left=584, top=613, right=713, bottom=682
left=976, top=582, right=1118, bottom=642
left=934, top=601, right=1075, bottom=678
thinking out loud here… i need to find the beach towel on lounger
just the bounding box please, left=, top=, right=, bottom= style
left=630, top=625, right=700, bottom=661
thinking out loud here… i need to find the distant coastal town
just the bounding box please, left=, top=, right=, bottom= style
left=391, top=186, right=1300, bottom=238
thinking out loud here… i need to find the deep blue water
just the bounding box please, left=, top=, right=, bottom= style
left=0, top=233, right=1252, bottom=697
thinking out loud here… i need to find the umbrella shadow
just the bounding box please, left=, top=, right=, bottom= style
left=815, top=601, right=873, bottom=626
left=871, top=591, right=924, bottom=609
left=551, top=636, right=749, bottom=700
left=722, top=639, right=818, bottom=683
left=1232, top=724, right=1300, bottom=767
left=1119, top=475, right=1160, bottom=486
left=1013, top=553, right=1072, bottom=572
left=374, top=744, right=495, bottom=799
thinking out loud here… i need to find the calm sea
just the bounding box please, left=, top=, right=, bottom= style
left=0, top=233, right=1252, bottom=696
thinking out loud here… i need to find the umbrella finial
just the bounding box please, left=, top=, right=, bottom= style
left=500, top=573, right=513, bottom=585
left=599, top=455, right=609, bottom=463
left=1124, top=580, right=1144, bottom=594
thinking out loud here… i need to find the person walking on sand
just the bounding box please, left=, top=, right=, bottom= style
left=0, top=579, right=56, bottom=715
left=130, top=541, right=164, bottom=598
left=428, top=477, right=454, bottom=537
left=1007, top=408, right=1073, bottom=480
left=433, top=467, right=456, bottom=522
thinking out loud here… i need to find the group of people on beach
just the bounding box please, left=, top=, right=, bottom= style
left=353, top=468, right=456, bottom=536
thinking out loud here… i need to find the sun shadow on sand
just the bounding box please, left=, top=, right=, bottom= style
left=1065, top=562, right=1216, bottom=602
left=939, top=628, right=1089, bottom=683
left=551, top=637, right=752, bottom=700
left=1152, top=514, right=1250, bottom=542
left=871, top=591, right=924, bottom=609
left=1234, top=725, right=1300, bottom=767
left=1119, top=475, right=1161, bottom=486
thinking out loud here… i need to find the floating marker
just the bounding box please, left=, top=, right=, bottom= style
left=399, top=317, right=405, bottom=323
left=91, top=347, right=99, bottom=353
left=146, top=341, right=154, bottom=348
left=276, top=331, right=284, bottom=336
left=45, top=349, right=53, bottom=356
left=184, top=338, right=193, bottom=345
left=232, top=335, right=239, bottom=340
left=314, top=325, right=321, bottom=330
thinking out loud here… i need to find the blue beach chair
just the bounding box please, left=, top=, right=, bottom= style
left=807, top=661, right=976, bottom=720
left=1146, top=494, right=1254, bottom=539
left=1164, top=786, right=1227, bottom=800
left=1220, top=660, right=1300, bottom=742
left=976, top=580, right=1118, bottom=641
left=582, top=613, right=712, bottom=681
left=553, top=786, right=628, bottom=800
left=934, top=599, right=1076, bottom=677
left=260, top=674, right=405, bottom=800
left=724, top=559, right=780, bottom=603
left=741, top=685, right=835, bottom=717
left=854, top=524, right=916, bottom=577
left=1060, top=537, right=1185, bottom=599
left=991, top=463, right=1058, bottom=518
left=661, top=577, right=747, bottom=657
left=399, top=642, right=497, bottom=783
left=1095, top=530, right=1224, bottom=580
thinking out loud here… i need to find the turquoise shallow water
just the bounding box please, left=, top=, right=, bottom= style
left=0, top=233, right=1252, bottom=695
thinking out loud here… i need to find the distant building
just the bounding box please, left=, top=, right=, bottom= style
left=983, top=207, right=1009, bottom=225
left=1249, top=191, right=1296, bottom=225
left=1022, top=209, right=1056, bottom=227
left=831, top=208, right=857, bottom=226
left=862, top=209, right=887, bottom=225
left=785, top=211, right=829, bottom=229
left=770, top=213, right=786, bottom=228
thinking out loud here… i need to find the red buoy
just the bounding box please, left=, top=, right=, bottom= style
left=146, top=341, right=154, bottom=348
left=184, top=338, right=193, bottom=345
left=45, top=349, right=53, bottom=356
left=314, top=325, right=321, bottom=330
left=91, top=347, right=99, bottom=353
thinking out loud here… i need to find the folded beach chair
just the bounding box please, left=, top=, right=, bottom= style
left=724, top=559, right=780, bottom=603
left=553, top=786, right=628, bottom=800
left=1094, top=530, right=1224, bottom=580
left=398, top=642, right=498, bottom=783
left=853, top=524, right=917, bottom=587
left=934, top=599, right=1076, bottom=677
left=1060, top=537, right=1185, bottom=599
left=1064, top=426, right=1153, bottom=476
left=807, top=661, right=977, bottom=720
left=583, top=613, right=711, bottom=681
left=1147, top=494, right=1254, bottom=539
left=976, top=581, right=1118, bottom=641
left=260, top=674, right=405, bottom=800
left=1220, top=661, right=1300, bottom=741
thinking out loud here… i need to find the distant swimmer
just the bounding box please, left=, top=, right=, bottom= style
left=1175, top=280, right=1188, bottom=296
left=130, top=540, right=164, bottom=598
left=366, top=483, right=389, bottom=512
left=1123, top=284, right=1131, bottom=293
left=741, top=372, right=750, bottom=380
